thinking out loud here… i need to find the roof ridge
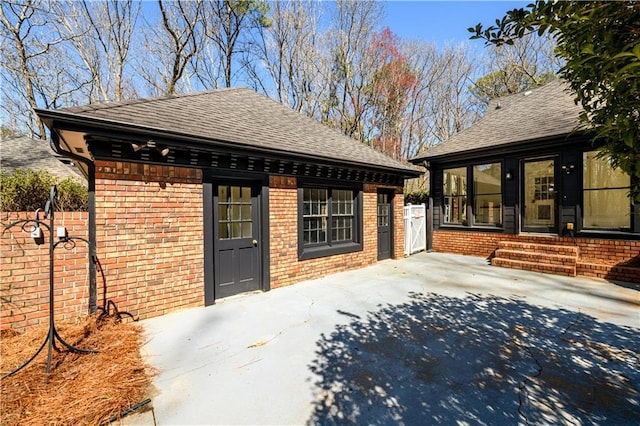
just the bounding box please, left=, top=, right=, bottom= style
left=62, top=87, right=248, bottom=113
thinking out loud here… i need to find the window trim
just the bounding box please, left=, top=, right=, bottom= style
left=581, top=150, right=632, bottom=231
left=443, top=166, right=468, bottom=225
left=297, top=180, right=363, bottom=260
left=472, top=163, right=503, bottom=227
left=442, top=162, right=504, bottom=228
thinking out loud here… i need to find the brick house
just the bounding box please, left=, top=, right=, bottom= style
left=35, top=88, right=420, bottom=318
left=411, top=81, right=640, bottom=283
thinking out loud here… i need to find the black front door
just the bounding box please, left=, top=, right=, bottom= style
left=522, top=158, right=558, bottom=233
left=377, top=191, right=393, bottom=260
left=213, top=182, right=261, bottom=299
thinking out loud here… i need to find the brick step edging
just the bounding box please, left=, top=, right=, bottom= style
left=495, top=249, right=577, bottom=266
left=498, top=241, right=578, bottom=257
left=492, top=257, right=577, bottom=277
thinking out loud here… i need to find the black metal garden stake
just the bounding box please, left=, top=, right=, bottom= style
left=1, top=186, right=96, bottom=379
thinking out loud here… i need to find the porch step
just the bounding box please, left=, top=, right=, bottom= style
left=497, top=241, right=578, bottom=257
left=492, top=258, right=577, bottom=277
left=494, top=249, right=577, bottom=267
left=492, top=241, right=578, bottom=277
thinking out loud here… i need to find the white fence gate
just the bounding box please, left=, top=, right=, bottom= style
left=404, top=203, right=426, bottom=256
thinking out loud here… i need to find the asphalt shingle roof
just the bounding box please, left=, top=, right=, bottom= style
left=412, top=80, right=584, bottom=161
left=52, top=88, right=418, bottom=175
left=0, top=135, right=84, bottom=180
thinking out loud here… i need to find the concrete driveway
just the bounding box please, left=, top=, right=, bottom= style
left=126, top=252, right=639, bottom=425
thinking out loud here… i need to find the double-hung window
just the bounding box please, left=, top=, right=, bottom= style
left=583, top=151, right=631, bottom=230
left=299, top=184, right=362, bottom=259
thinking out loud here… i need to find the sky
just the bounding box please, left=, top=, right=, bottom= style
left=381, top=1, right=529, bottom=46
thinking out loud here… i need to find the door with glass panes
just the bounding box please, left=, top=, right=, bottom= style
left=377, top=191, right=393, bottom=260
left=522, top=158, right=558, bottom=233
left=213, top=182, right=261, bottom=298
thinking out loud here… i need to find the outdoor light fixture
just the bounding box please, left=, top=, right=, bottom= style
left=562, top=163, right=575, bottom=175
left=505, top=169, right=513, bottom=180
left=131, top=142, right=147, bottom=152
left=130, top=140, right=169, bottom=157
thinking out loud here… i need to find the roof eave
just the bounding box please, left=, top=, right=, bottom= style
left=410, top=130, right=594, bottom=165
left=36, top=108, right=421, bottom=178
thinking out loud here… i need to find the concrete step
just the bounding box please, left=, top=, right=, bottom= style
left=498, top=241, right=579, bottom=257
left=492, top=257, right=577, bottom=277
left=495, top=249, right=577, bottom=267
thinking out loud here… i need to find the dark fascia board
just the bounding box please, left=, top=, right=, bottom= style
left=410, top=131, right=595, bottom=166
left=36, top=108, right=422, bottom=179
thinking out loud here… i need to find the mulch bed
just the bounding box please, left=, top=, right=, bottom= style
left=1, top=315, right=155, bottom=425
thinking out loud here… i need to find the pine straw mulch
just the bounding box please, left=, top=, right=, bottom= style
left=0, top=315, right=156, bottom=425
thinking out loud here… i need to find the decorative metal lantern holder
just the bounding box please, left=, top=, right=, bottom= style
left=2, top=186, right=96, bottom=378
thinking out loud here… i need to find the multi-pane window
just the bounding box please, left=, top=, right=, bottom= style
left=300, top=186, right=361, bottom=259
left=331, top=189, right=353, bottom=242
left=303, top=188, right=355, bottom=245
left=583, top=151, right=631, bottom=229
left=377, top=193, right=390, bottom=227
left=473, top=163, right=502, bottom=226
left=534, top=176, right=554, bottom=200
left=302, top=188, right=328, bottom=244
left=443, top=167, right=467, bottom=224
left=218, top=185, right=252, bottom=239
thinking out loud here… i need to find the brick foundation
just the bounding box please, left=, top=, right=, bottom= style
left=433, top=229, right=640, bottom=284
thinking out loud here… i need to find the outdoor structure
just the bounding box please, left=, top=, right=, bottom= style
left=411, top=81, right=640, bottom=283
left=0, top=135, right=84, bottom=180
left=34, top=88, right=420, bottom=320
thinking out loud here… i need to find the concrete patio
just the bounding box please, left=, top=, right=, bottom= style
left=124, top=252, right=639, bottom=425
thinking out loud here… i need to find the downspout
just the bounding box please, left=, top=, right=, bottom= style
left=50, top=132, right=98, bottom=314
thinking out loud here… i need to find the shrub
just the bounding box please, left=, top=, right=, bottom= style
left=404, top=190, right=429, bottom=206
left=0, top=169, right=87, bottom=212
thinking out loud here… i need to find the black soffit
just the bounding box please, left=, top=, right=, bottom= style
left=86, top=137, right=404, bottom=185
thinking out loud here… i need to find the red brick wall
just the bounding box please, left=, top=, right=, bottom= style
left=1, top=212, right=89, bottom=331
left=95, top=161, right=204, bottom=319
left=2, top=165, right=407, bottom=331
left=269, top=177, right=404, bottom=288
left=433, top=229, right=640, bottom=282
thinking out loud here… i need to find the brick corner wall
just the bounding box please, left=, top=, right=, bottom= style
left=95, top=161, right=204, bottom=321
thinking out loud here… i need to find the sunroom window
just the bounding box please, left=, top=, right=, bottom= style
left=583, top=151, right=631, bottom=229
left=473, top=163, right=502, bottom=226
left=443, top=167, right=467, bottom=224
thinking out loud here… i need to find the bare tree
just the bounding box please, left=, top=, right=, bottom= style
left=139, top=0, right=202, bottom=96
left=53, top=0, right=141, bottom=103
left=244, top=0, right=323, bottom=113
left=0, top=0, right=85, bottom=138
left=321, top=0, right=383, bottom=142
left=199, top=0, right=270, bottom=89
left=471, top=32, right=561, bottom=103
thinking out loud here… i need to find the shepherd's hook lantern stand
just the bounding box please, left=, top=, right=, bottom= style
left=2, top=185, right=96, bottom=379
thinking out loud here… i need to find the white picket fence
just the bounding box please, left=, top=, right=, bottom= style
left=404, top=203, right=426, bottom=256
